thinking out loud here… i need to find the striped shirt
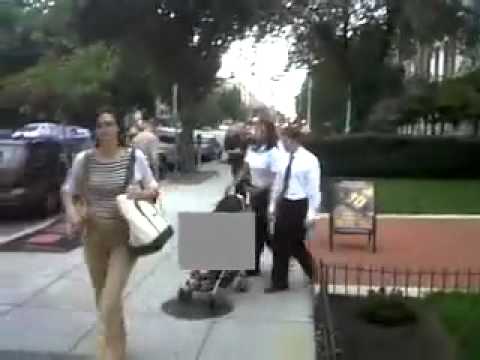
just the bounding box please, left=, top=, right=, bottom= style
left=63, top=148, right=157, bottom=220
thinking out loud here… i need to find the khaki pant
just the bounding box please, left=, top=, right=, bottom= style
left=83, top=217, right=136, bottom=360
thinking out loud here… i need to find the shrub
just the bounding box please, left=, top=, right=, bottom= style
left=304, top=134, right=480, bottom=179
left=358, top=289, right=418, bottom=327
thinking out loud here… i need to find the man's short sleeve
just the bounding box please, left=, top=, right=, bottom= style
left=134, top=149, right=158, bottom=189
left=62, top=151, right=88, bottom=195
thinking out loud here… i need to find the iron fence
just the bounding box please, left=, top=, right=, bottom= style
left=316, top=280, right=342, bottom=360
left=316, top=261, right=480, bottom=298
left=314, top=261, right=480, bottom=359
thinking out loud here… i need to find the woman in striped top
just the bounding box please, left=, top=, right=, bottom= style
left=62, top=108, right=159, bottom=360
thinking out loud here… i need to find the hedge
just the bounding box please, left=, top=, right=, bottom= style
left=304, top=134, right=480, bottom=179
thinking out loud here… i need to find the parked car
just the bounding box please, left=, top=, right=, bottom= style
left=0, top=129, right=13, bottom=139
left=157, top=132, right=179, bottom=170
left=65, top=126, right=92, bottom=140
left=0, top=138, right=68, bottom=217
left=12, top=122, right=63, bottom=140
left=198, top=136, right=222, bottom=161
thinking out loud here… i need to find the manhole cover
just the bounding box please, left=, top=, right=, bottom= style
left=161, top=296, right=233, bottom=320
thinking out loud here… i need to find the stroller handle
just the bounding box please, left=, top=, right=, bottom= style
left=224, top=184, right=236, bottom=196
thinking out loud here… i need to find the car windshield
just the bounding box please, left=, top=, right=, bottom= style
left=21, top=124, right=40, bottom=131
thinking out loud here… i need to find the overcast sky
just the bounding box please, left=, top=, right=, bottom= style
left=218, top=35, right=307, bottom=119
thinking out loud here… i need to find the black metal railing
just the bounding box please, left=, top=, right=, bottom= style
left=316, top=261, right=480, bottom=298
left=314, top=261, right=480, bottom=359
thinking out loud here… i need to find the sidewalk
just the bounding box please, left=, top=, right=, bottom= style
left=0, top=162, right=315, bottom=360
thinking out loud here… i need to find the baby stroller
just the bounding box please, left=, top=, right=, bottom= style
left=177, top=185, right=250, bottom=309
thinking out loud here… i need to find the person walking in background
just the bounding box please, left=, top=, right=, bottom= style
left=225, top=124, right=250, bottom=197
left=62, top=107, right=160, bottom=360
left=234, top=119, right=282, bottom=276
left=266, top=125, right=320, bottom=293
left=225, top=125, right=249, bottom=177
left=127, top=125, right=139, bottom=146
left=196, top=133, right=203, bottom=168
left=132, top=121, right=161, bottom=180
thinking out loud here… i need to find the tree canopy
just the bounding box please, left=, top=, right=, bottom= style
left=280, top=0, right=480, bottom=134
left=73, top=0, right=282, bottom=109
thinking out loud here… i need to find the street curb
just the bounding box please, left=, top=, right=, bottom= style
left=0, top=215, right=60, bottom=245
left=313, top=213, right=480, bottom=220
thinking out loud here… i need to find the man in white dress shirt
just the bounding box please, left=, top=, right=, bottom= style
left=266, top=126, right=320, bottom=293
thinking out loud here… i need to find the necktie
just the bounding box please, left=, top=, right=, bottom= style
left=280, top=152, right=294, bottom=199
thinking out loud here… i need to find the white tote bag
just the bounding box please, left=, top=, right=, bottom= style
left=117, top=194, right=174, bottom=256
left=116, top=147, right=173, bottom=256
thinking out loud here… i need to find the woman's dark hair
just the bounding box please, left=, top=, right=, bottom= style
left=95, top=106, right=127, bottom=147
left=257, top=119, right=278, bottom=150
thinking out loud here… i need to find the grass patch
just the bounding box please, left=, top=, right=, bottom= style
left=425, top=292, right=480, bottom=360
left=375, top=179, right=480, bottom=214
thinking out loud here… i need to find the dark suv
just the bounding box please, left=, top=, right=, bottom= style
left=0, top=138, right=69, bottom=217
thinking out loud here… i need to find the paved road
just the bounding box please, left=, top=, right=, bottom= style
left=0, top=162, right=315, bottom=360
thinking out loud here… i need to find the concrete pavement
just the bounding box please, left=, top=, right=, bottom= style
left=0, top=162, right=315, bottom=360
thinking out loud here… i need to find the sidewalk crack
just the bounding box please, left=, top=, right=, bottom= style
left=195, top=320, right=216, bottom=360
left=14, top=262, right=82, bottom=310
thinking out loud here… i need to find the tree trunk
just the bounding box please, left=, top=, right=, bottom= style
left=177, top=124, right=196, bottom=173
left=434, top=47, right=440, bottom=82
left=443, top=41, right=450, bottom=80
left=423, top=45, right=432, bottom=80
left=449, top=39, right=457, bottom=76
left=474, top=119, right=479, bottom=137
left=441, top=120, right=445, bottom=135
left=444, top=38, right=457, bottom=78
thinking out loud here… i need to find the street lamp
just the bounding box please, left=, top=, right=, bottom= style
left=306, top=58, right=324, bottom=133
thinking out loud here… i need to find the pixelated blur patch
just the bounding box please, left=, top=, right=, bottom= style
left=178, top=212, right=255, bottom=270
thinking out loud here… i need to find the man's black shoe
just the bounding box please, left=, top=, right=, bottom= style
left=264, top=286, right=288, bottom=294
left=246, top=270, right=260, bottom=277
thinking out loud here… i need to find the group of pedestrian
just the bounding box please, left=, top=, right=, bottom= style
left=61, top=108, right=321, bottom=360
left=231, top=118, right=320, bottom=293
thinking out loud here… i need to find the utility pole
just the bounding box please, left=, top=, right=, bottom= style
left=172, top=83, right=180, bottom=174
left=306, top=72, right=313, bottom=133
left=345, top=84, right=352, bottom=134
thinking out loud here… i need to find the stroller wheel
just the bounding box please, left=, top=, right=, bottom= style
left=208, top=295, right=216, bottom=310
left=178, top=288, right=192, bottom=303
left=234, top=278, right=249, bottom=293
